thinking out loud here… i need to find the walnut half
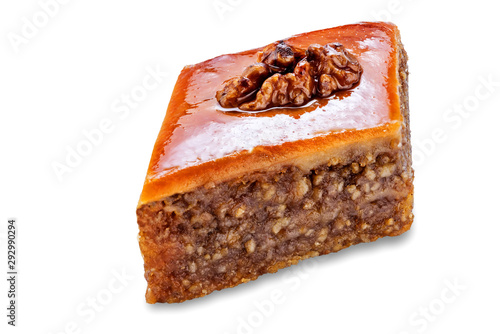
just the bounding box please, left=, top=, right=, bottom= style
left=258, top=41, right=306, bottom=74
left=216, top=41, right=362, bottom=111
left=306, top=42, right=362, bottom=97
left=216, top=63, right=270, bottom=108
left=240, top=59, right=315, bottom=111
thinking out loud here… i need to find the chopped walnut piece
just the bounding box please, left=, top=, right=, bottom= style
left=258, top=41, right=306, bottom=73
left=240, top=59, right=314, bottom=111
left=240, top=73, right=290, bottom=111
left=306, top=42, right=362, bottom=97
left=216, top=63, right=270, bottom=108
left=286, top=59, right=315, bottom=106
left=245, top=239, right=256, bottom=254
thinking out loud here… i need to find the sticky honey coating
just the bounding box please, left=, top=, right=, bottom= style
left=139, top=23, right=403, bottom=206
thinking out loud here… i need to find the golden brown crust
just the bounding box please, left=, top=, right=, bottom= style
left=138, top=22, right=403, bottom=208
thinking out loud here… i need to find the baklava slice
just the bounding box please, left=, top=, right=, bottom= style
left=137, top=22, right=414, bottom=303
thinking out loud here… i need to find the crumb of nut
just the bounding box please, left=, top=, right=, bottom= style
left=245, top=239, right=256, bottom=254
left=191, top=212, right=213, bottom=225
left=340, top=168, right=351, bottom=178
left=197, top=246, right=204, bottom=255
left=365, top=153, right=375, bottom=164
left=303, top=199, right=314, bottom=210
left=313, top=188, right=323, bottom=201
left=305, top=251, right=319, bottom=258
left=364, top=168, right=376, bottom=181
left=263, top=185, right=276, bottom=201
left=185, top=244, right=194, bottom=254
left=272, top=217, right=291, bottom=234
left=378, top=155, right=391, bottom=165
left=321, top=208, right=340, bottom=224
left=305, top=229, right=314, bottom=237
left=379, top=163, right=396, bottom=177
left=189, top=262, right=197, bottom=273
left=385, top=218, right=394, bottom=226
left=337, top=181, right=344, bottom=192
left=317, top=228, right=328, bottom=243
left=216, top=204, right=229, bottom=219
left=360, top=234, right=371, bottom=243
left=241, top=278, right=251, bottom=283
left=351, top=189, right=361, bottom=200
left=313, top=171, right=325, bottom=186
left=182, top=279, right=190, bottom=287
left=334, top=219, right=345, bottom=230
left=360, top=223, right=369, bottom=230
left=188, top=283, right=201, bottom=293
left=234, top=205, right=246, bottom=218
left=295, top=178, right=310, bottom=198
left=272, top=204, right=287, bottom=218
left=227, top=229, right=240, bottom=246
left=351, top=163, right=360, bottom=173
left=371, top=183, right=381, bottom=191
left=329, top=157, right=341, bottom=166
left=346, top=185, right=357, bottom=194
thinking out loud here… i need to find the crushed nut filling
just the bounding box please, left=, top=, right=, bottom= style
left=216, top=41, right=362, bottom=111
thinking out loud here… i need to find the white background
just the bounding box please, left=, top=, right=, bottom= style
left=1, top=0, right=499, bottom=333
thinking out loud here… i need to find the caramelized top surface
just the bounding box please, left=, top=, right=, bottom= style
left=139, top=22, right=403, bottom=206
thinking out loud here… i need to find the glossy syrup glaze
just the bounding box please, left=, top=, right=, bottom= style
left=141, top=22, right=401, bottom=202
